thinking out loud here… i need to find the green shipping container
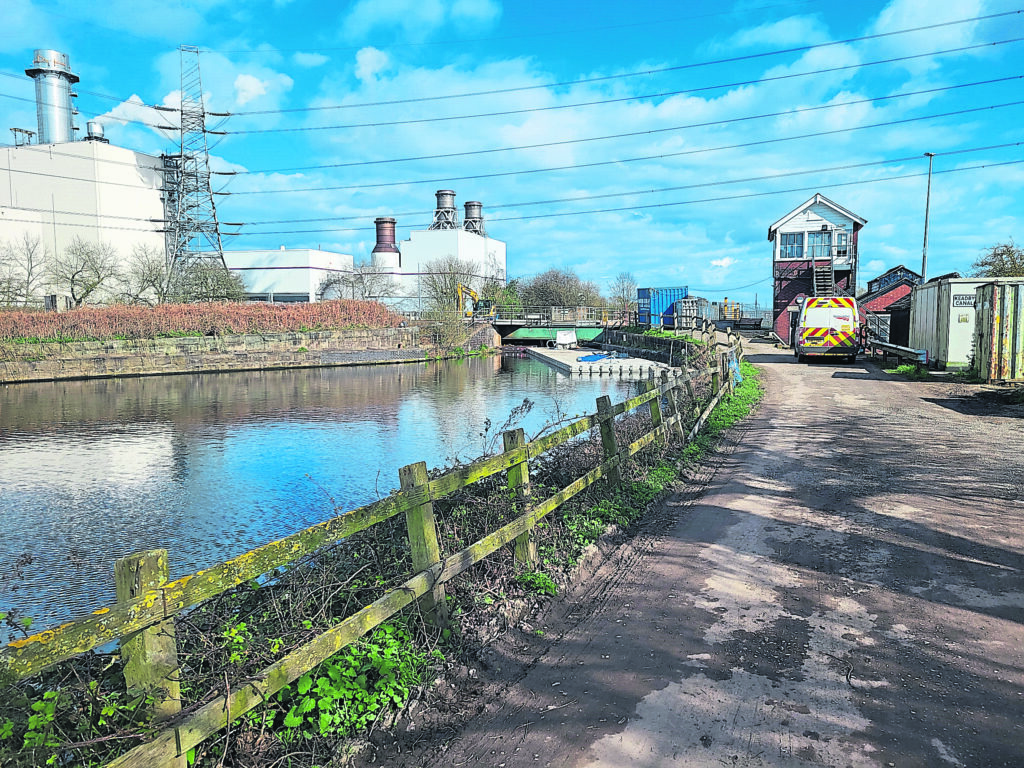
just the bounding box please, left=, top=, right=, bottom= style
left=975, top=281, right=1024, bottom=383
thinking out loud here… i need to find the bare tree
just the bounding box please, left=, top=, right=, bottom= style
left=117, top=244, right=173, bottom=305
left=972, top=240, right=1024, bottom=277
left=0, top=233, right=50, bottom=306
left=608, top=271, right=637, bottom=312
left=168, top=261, right=248, bottom=303
left=521, top=268, right=604, bottom=306
left=421, top=255, right=477, bottom=350
left=49, top=237, right=121, bottom=307
left=318, top=256, right=398, bottom=301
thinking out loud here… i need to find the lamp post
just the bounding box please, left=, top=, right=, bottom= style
left=921, top=152, right=936, bottom=281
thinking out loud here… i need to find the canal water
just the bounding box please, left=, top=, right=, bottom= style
left=0, top=355, right=636, bottom=636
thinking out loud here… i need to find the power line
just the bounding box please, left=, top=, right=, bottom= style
left=226, top=159, right=1024, bottom=236
left=215, top=79, right=1022, bottom=195
left=216, top=100, right=1024, bottom=203
left=222, top=70, right=1024, bottom=135
left=228, top=143, right=1021, bottom=226
left=215, top=95, right=1024, bottom=178
left=225, top=32, right=1024, bottom=118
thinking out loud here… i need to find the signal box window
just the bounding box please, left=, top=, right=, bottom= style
left=780, top=233, right=803, bottom=259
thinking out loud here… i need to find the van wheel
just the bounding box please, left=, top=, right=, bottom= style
left=797, top=353, right=806, bottom=363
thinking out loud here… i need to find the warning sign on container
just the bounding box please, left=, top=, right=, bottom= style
left=952, top=294, right=975, bottom=308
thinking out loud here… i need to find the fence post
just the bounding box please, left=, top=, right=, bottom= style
left=399, top=462, right=449, bottom=627
left=114, top=549, right=185, bottom=768
left=502, top=428, right=537, bottom=566
left=596, top=395, right=622, bottom=487
left=711, top=355, right=721, bottom=394
left=661, top=369, right=685, bottom=442
left=647, top=379, right=663, bottom=433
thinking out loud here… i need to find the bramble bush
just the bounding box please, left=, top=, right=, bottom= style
left=0, top=300, right=403, bottom=343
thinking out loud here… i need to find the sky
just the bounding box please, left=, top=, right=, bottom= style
left=1, top=0, right=1022, bottom=305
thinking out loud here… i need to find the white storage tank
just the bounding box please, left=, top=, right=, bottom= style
left=909, top=276, right=1020, bottom=369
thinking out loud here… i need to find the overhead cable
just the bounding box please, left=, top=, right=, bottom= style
left=224, top=159, right=1024, bottom=236
left=225, top=35, right=1024, bottom=119
left=214, top=79, right=1022, bottom=194
left=213, top=98, right=1024, bottom=189
left=221, top=71, right=1024, bottom=134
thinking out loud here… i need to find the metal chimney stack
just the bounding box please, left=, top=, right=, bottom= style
left=463, top=201, right=485, bottom=236
left=372, top=217, right=399, bottom=254
left=428, top=189, right=459, bottom=230
left=25, top=49, right=79, bottom=144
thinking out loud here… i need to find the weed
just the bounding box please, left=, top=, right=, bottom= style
left=886, top=363, right=931, bottom=380
left=515, top=571, right=558, bottom=597
left=274, top=621, right=440, bottom=739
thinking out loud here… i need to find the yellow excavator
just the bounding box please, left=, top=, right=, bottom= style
left=457, top=283, right=496, bottom=318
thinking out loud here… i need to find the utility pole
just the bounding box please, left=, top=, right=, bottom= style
left=921, top=152, right=935, bottom=282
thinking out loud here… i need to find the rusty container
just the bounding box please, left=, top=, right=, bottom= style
left=974, top=281, right=1024, bottom=383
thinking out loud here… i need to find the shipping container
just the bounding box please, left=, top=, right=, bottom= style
left=909, top=278, right=1000, bottom=369
left=974, top=281, right=1024, bottom=383
left=637, top=286, right=688, bottom=326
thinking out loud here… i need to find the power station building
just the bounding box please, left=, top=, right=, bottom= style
left=2, top=50, right=505, bottom=308
left=1, top=50, right=166, bottom=264
left=370, top=190, right=507, bottom=313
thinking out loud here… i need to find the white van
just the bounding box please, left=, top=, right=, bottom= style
left=794, top=296, right=861, bottom=363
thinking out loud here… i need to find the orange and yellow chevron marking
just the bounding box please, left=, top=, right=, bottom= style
left=800, top=328, right=856, bottom=347
left=805, top=296, right=855, bottom=308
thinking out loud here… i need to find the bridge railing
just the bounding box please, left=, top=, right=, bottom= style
left=1, top=341, right=743, bottom=768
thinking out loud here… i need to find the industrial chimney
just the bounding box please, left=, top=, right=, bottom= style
left=372, top=216, right=400, bottom=269
left=372, top=217, right=399, bottom=254
left=463, top=201, right=485, bottom=236
left=428, top=190, right=459, bottom=230
left=25, top=49, right=79, bottom=145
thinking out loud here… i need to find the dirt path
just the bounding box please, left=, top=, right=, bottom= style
left=384, top=343, right=1024, bottom=768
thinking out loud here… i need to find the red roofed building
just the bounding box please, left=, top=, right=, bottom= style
left=858, top=265, right=922, bottom=342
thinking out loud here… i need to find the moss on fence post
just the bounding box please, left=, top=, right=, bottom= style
left=114, top=549, right=185, bottom=768
left=503, top=428, right=536, bottom=566
left=596, top=395, right=621, bottom=487
left=399, top=462, right=449, bottom=627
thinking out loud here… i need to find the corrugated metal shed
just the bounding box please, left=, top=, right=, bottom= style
left=975, top=281, right=1024, bottom=383
left=638, top=287, right=688, bottom=326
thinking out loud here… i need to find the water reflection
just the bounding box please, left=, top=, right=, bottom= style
left=0, top=356, right=635, bottom=633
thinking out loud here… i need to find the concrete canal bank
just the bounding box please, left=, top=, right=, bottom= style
left=0, top=327, right=421, bottom=384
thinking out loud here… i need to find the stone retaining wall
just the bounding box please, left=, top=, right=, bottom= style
left=0, top=327, right=421, bottom=384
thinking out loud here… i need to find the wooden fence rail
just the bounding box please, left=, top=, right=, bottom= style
left=1, top=342, right=743, bottom=768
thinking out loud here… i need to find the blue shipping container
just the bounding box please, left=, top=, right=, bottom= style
left=637, top=286, right=689, bottom=326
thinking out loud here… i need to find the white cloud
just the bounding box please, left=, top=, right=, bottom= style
left=341, top=0, right=501, bottom=42
left=711, top=257, right=737, bottom=269
left=725, top=15, right=829, bottom=49
left=293, top=51, right=330, bottom=68
left=866, top=259, right=887, bottom=273
left=451, top=0, right=502, bottom=28
left=234, top=74, right=268, bottom=106
left=355, top=47, right=391, bottom=83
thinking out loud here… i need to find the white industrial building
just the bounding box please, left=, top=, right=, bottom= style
left=2, top=51, right=507, bottom=307
left=0, top=139, right=166, bottom=260
left=226, top=248, right=354, bottom=303
left=370, top=191, right=507, bottom=312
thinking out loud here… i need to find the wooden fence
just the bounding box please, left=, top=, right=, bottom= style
left=1, top=341, right=743, bottom=767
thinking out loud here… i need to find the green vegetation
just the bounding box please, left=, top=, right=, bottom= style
left=514, top=571, right=559, bottom=596
left=273, top=621, right=439, bottom=741
left=886, top=363, right=932, bottom=381
left=681, top=360, right=763, bottom=466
